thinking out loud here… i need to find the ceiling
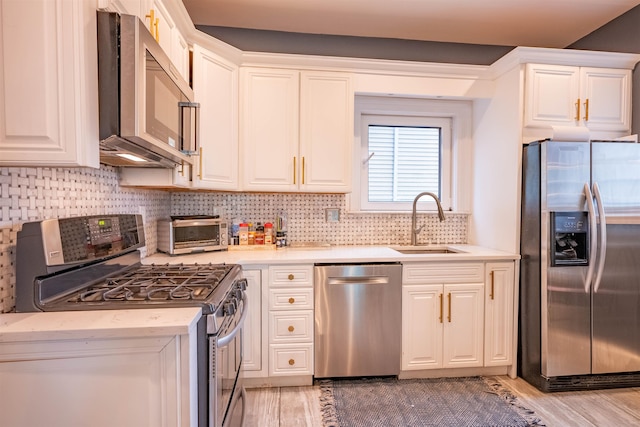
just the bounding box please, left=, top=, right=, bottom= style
left=181, top=0, right=640, bottom=48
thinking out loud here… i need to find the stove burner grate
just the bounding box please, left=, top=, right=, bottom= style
left=71, top=263, right=234, bottom=304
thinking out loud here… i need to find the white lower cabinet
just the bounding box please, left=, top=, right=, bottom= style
left=243, top=269, right=263, bottom=373
left=0, top=324, right=199, bottom=427
left=484, top=262, right=516, bottom=367
left=402, top=262, right=485, bottom=371
left=267, top=265, right=314, bottom=377
left=402, top=283, right=484, bottom=370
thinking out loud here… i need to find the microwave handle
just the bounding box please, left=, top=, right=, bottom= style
left=178, top=101, right=200, bottom=155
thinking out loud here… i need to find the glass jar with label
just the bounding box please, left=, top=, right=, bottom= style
left=239, top=223, right=249, bottom=245
left=264, top=222, right=274, bottom=245
left=255, top=222, right=265, bottom=245
left=248, top=223, right=256, bottom=245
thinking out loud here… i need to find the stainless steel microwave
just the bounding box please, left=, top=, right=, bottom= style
left=97, top=11, right=199, bottom=168
left=157, top=216, right=228, bottom=255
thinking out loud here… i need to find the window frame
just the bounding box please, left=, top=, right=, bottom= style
left=350, top=95, right=473, bottom=214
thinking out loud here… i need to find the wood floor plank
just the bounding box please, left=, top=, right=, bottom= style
left=278, top=386, right=323, bottom=427
left=245, top=387, right=281, bottom=426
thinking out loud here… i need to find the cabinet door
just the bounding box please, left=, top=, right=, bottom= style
left=442, top=283, right=484, bottom=368
left=192, top=45, right=239, bottom=190
left=0, top=0, right=99, bottom=167
left=401, top=284, right=443, bottom=370
left=243, top=269, right=262, bottom=373
left=484, top=262, right=515, bottom=367
left=299, top=72, right=353, bottom=192
left=524, top=64, right=580, bottom=128
left=241, top=68, right=299, bottom=191
left=580, top=67, right=631, bottom=132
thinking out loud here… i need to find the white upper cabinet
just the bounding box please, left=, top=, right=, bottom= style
left=102, top=0, right=189, bottom=80
left=0, top=0, right=99, bottom=168
left=240, top=67, right=353, bottom=193
left=524, top=63, right=631, bottom=134
left=147, top=0, right=189, bottom=80
left=241, top=68, right=301, bottom=192
left=299, top=72, right=353, bottom=192
left=192, top=45, right=239, bottom=190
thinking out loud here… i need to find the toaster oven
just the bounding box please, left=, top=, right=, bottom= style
left=158, top=215, right=228, bottom=255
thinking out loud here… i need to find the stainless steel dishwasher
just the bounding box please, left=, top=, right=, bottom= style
left=314, top=263, right=402, bottom=378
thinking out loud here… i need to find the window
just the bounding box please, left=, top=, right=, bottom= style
left=352, top=95, right=471, bottom=213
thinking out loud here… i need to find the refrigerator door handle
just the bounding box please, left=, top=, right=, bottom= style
left=584, top=182, right=598, bottom=293
left=592, top=182, right=607, bottom=293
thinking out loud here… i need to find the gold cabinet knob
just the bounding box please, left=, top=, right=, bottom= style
left=288, top=325, right=294, bottom=332
left=288, top=297, right=295, bottom=304
left=288, top=274, right=294, bottom=280
left=288, top=359, right=295, bottom=366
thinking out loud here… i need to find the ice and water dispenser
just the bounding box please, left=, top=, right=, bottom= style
left=550, top=211, right=589, bottom=266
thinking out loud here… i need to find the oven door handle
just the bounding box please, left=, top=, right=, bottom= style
left=217, top=291, right=248, bottom=348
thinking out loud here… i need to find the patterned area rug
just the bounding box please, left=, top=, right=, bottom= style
left=319, top=376, right=546, bottom=427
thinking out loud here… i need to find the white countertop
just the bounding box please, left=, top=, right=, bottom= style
left=143, top=244, right=520, bottom=267
left=0, top=307, right=202, bottom=342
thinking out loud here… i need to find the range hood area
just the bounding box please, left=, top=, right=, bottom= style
left=97, top=11, right=198, bottom=169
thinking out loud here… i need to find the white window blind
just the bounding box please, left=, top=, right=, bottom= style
left=359, top=113, right=452, bottom=212
left=368, top=125, right=441, bottom=202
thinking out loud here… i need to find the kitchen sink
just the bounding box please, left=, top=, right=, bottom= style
left=390, top=246, right=465, bottom=255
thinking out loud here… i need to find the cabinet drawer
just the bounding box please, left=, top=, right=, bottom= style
left=269, top=343, right=313, bottom=376
left=403, top=263, right=484, bottom=284
left=269, top=265, right=313, bottom=287
left=269, top=288, right=314, bottom=310
left=269, top=311, right=313, bottom=343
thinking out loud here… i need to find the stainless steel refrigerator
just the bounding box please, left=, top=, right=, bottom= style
left=520, top=139, right=640, bottom=392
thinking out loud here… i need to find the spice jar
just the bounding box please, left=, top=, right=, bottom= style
left=239, top=223, right=249, bottom=245
left=248, top=223, right=255, bottom=245
left=264, top=222, right=274, bottom=245
left=255, top=222, right=265, bottom=245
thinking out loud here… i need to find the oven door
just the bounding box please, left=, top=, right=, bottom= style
left=210, top=290, right=247, bottom=427
left=173, top=219, right=227, bottom=252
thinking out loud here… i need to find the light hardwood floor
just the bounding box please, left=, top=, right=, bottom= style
left=244, top=376, right=640, bottom=426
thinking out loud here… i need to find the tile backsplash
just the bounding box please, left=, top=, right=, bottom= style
left=171, top=192, right=468, bottom=246
left=1, top=166, right=468, bottom=313
left=0, top=166, right=171, bottom=313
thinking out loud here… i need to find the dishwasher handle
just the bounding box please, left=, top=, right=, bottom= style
left=327, top=276, right=391, bottom=285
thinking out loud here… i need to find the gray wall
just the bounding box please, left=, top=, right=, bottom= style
left=196, top=26, right=514, bottom=65
left=200, top=5, right=640, bottom=132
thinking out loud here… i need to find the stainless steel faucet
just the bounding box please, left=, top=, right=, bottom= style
left=411, top=192, right=446, bottom=246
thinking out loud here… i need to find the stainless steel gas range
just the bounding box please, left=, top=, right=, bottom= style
left=15, top=214, right=247, bottom=427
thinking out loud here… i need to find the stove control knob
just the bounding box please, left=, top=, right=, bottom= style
left=237, top=279, right=248, bottom=291
left=224, top=302, right=236, bottom=315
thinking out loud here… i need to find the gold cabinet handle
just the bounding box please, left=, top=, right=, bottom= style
left=145, top=10, right=159, bottom=41
left=439, top=293, right=443, bottom=323
left=197, top=147, right=203, bottom=179
left=447, top=292, right=452, bottom=323
left=293, top=157, right=296, bottom=184
left=583, top=98, right=589, bottom=121
left=302, top=156, right=305, bottom=184
left=288, top=297, right=295, bottom=304
left=575, top=98, right=581, bottom=121
left=180, top=160, right=185, bottom=177
left=288, top=274, right=294, bottom=281
left=288, top=325, right=294, bottom=332
left=288, top=359, right=295, bottom=366
left=145, top=10, right=155, bottom=38
left=490, top=271, right=495, bottom=300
